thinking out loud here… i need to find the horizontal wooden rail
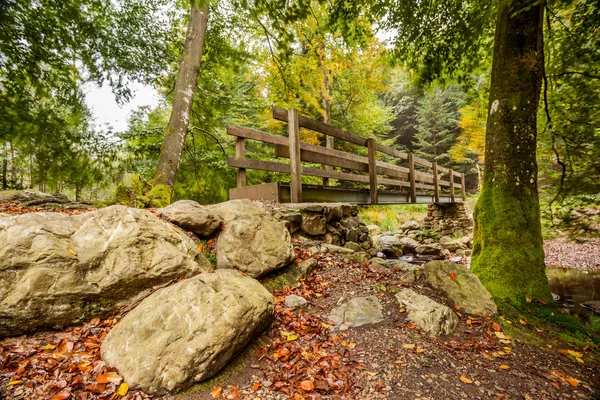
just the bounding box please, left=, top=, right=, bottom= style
left=228, top=107, right=466, bottom=204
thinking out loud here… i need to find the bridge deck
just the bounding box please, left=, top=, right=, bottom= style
left=227, top=108, right=465, bottom=205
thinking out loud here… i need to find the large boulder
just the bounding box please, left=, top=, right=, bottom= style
left=395, top=288, right=459, bottom=336
left=101, top=270, right=274, bottom=395
left=328, top=296, right=384, bottom=331
left=160, top=200, right=222, bottom=237
left=0, top=206, right=209, bottom=338
left=423, top=261, right=497, bottom=315
left=301, top=214, right=327, bottom=236
left=372, top=235, right=403, bottom=257
left=210, top=200, right=294, bottom=278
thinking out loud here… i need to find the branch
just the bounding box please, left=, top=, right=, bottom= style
left=188, top=125, right=227, bottom=156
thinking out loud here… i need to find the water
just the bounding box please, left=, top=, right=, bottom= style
left=546, top=267, right=600, bottom=319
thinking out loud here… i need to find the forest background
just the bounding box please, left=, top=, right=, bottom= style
left=0, top=0, right=598, bottom=237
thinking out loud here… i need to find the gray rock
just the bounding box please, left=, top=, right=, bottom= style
left=161, top=200, right=222, bottom=237
left=395, top=288, right=459, bottom=336
left=438, top=236, right=467, bottom=252
left=400, top=221, right=420, bottom=230
left=372, top=235, right=403, bottom=257
left=369, top=257, right=389, bottom=272
left=415, top=243, right=445, bottom=258
left=458, top=236, right=473, bottom=249
left=366, top=224, right=381, bottom=236
left=344, top=241, right=362, bottom=252
left=0, top=206, right=208, bottom=338
left=328, top=296, right=383, bottom=331
left=297, top=258, right=319, bottom=276
left=399, top=236, right=420, bottom=254
left=456, top=249, right=472, bottom=257
left=211, top=200, right=294, bottom=278
left=101, top=270, right=273, bottom=395
left=301, top=215, right=327, bottom=236
left=285, top=294, right=308, bottom=308
left=423, top=261, right=497, bottom=315
left=351, top=251, right=370, bottom=263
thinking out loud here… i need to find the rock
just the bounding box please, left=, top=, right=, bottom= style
left=351, top=251, right=370, bottom=263
left=0, top=206, right=207, bottom=338
left=399, top=236, right=420, bottom=254
left=458, top=236, right=473, bottom=249
left=285, top=294, right=308, bottom=308
left=394, top=289, right=459, bottom=336
left=415, top=243, right=445, bottom=258
left=372, top=235, right=403, bottom=257
left=0, top=190, right=71, bottom=206
left=261, top=257, right=318, bottom=291
left=581, top=300, right=600, bottom=314
left=438, top=236, right=467, bottom=252
left=456, top=249, right=472, bottom=257
left=328, top=296, right=383, bottom=331
left=400, top=221, right=420, bottom=230
left=297, top=258, right=319, bottom=275
left=301, top=215, right=327, bottom=236
left=161, top=200, right=222, bottom=237
left=311, top=243, right=355, bottom=255
left=344, top=241, right=362, bottom=252
left=369, top=257, right=389, bottom=272
left=366, top=224, right=381, bottom=236
left=423, top=261, right=497, bottom=315
left=210, top=200, right=294, bottom=278
left=101, top=270, right=273, bottom=395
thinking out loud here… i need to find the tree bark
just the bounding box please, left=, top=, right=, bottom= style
left=152, top=2, right=209, bottom=204
left=471, top=0, right=552, bottom=303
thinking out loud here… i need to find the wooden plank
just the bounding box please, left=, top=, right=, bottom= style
left=228, top=157, right=290, bottom=174
left=437, top=165, right=450, bottom=174
left=229, top=182, right=279, bottom=202
left=433, top=161, right=440, bottom=203
left=413, top=156, right=433, bottom=168
left=449, top=168, right=455, bottom=202
left=288, top=109, right=302, bottom=203
left=302, top=166, right=370, bottom=183
left=274, top=144, right=409, bottom=180
left=367, top=138, right=378, bottom=204
left=461, top=173, right=466, bottom=201
left=438, top=180, right=451, bottom=187
left=235, top=137, right=246, bottom=188
left=227, top=125, right=288, bottom=146
left=408, top=153, right=417, bottom=203
left=374, top=143, right=409, bottom=160
left=273, top=107, right=368, bottom=146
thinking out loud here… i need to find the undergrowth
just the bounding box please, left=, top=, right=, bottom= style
left=358, top=204, right=428, bottom=232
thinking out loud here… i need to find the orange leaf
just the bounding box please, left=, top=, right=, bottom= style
left=407, top=323, right=418, bottom=329
left=67, top=248, right=77, bottom=256
left=449, top=272, right=457, bottom=281
left=300, top=380, right=314, bottom=391
left=198, top=244, right=203, bottom=252
left=252, top=382, right=262, bottom=392
left=210, top=386, right=222, bottom=398
left=519, top=318, right=527, bottom=325
left=460, top=376, right=473, bottom=384
left=492, top=323, right=501, bottom=332
left=97, top=372, right=122, bottom=384
left=566, top=377, right=579, bottom=387
left=51, top=389, right=71, bottom=400
left=498, top=365, right=510, bottom=370
left=550, top=381, right=560, bottom=390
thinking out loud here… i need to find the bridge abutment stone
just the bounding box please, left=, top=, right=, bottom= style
left=424, top=202, right=472, bottom=237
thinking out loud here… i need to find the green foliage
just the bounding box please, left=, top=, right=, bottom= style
left=146, top=184, right=172, bottom=208
left=114, top=173, right=144, bottom=207
left=358, top=204, right=427, bottom=232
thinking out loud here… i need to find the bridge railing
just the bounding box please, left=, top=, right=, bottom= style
left=226, top=107, right=466, bottom=204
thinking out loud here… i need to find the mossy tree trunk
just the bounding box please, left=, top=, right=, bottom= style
left=152, top=2, right=209, bottom=206
left=471, top=0, right=552, bottom=304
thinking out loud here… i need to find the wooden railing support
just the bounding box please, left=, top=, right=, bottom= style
left=235, top=137, right=246, bottom=188
left=367, top=138, right=378, bottom=204
left=323, top=135, right=334, bottom=186
left=288, top=108, right=302, bottom=203
left=461, top=173, right=466, bottom=201
left=432, top=161, right=440, bottom=203
left=449, top=168, right=455, bottom=202
left=408, top=152, right=417, bottom=203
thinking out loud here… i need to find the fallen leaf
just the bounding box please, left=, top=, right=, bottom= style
left=535, top=327, right=543, bottom=333
left=402, top=343, right=415, bottom=349
left=449, top=272, right=457, bottom=281
left=67, top=248, right=77, bottom=256
left=7, top=380, right=23, bottom=385
left=576, top=357, right=584, bottom=364
left=210, top=386, right=223, bottom=398
left=568, top=350, right=583, bottom=358
left=252, top=382, right=262, bottom=391
left=198, top=244, right=203, bottom=252
left=492, top=323, right=501, bottom=332
left=97, top=372, right=122, bottom=384
left=41, top=344, right=57, bottom=350
left=460, top=376, right=473, bottom=384
left=566, top=377, right=579, bottom=387
left=300, top=380, right=314, bottom=391
left=287, top=334, right=299, bottom=341
left=526, top=297, right=532, bottom=303
left=51, top=389, right=71, bottom=400
left=498, top=364, right=510, bottom=370
left=550, top=381, right=561, bottom=390
left=407, top=323, right=418, bottom=329
left=583, top=344, right=591, bottom=351
left=118, top=383, right=129, bottom=396
left=519, top=318, right=527, bottom=325
left=494, top=331, right=510, bottom=340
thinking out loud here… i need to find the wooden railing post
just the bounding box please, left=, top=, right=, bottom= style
left=367, top=138, right=378, bottom=204
left=460, top=173, right=466, bottom=201
left=288, top=108, right=302, bottom=203
left=449, top=168, right=455, bottom=202
left=235, top=137, right=246, bottom=188
left=323, top=135, right=334, bottom=186
left=408, top=152, right=417, bottom=203
left=432, top=161, right=440, bottom=203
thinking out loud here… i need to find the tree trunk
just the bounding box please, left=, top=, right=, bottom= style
left=151, top=2, right=209, bottom=206
left=471, top=0, right=552, bottom=303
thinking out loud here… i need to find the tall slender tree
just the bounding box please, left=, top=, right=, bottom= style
left=151, top=1, right=210, bottom=206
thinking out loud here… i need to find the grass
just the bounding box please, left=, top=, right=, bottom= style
left=358, top=204, right=428, bottom=233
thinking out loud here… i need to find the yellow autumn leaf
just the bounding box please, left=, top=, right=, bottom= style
left=41, top=344, right=56, bottom=350
left=460, top=376, right=473, bottom=384
left=287, top=334, right=299, bottom=341
left=568, top=350, right=583, bottom=358
left=7, top=380, right=23, bottom=385
left=576, top=357, right=584, bottom=364
left=567, top=377, right=579, bottom=387
left=67, top=247, right=77, bottom=256
left=118, top=383, right=129, bottom=396
left=499, top=365, right=510, bottom=370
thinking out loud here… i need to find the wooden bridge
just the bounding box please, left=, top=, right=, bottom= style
left=227, top=107, right=466, bottom=205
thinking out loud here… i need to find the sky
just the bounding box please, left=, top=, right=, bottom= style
left=84, top=81, right=159, bottom=133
